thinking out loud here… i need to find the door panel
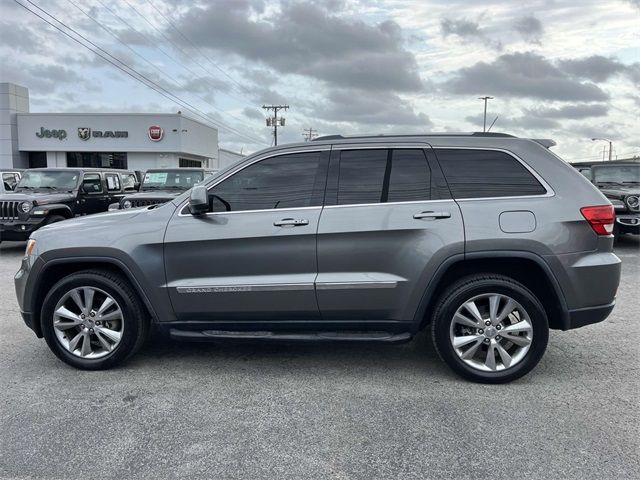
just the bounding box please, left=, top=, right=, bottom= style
left=316, top=145, right=464, bottom=322
left=163, top=148, right=330, bottom=322
left=164, top=207, right=322, bottom=321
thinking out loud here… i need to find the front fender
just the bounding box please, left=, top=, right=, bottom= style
left=31, top=203, right=73, bottom=218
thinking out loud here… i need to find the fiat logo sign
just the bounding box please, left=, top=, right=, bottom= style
left=148, top=125, right=163, bottom=141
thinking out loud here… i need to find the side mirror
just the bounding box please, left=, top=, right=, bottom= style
left=188, top=185, right=209, bottom=215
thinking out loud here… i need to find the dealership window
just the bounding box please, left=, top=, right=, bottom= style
left=67, top=152, right=127, bottom=169
left=179, top=158, right=202, bottom=168
left=28, top=152, right=47, bottom=168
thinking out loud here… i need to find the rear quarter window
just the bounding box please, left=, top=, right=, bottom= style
left=435, top=149, right=547, bottom=199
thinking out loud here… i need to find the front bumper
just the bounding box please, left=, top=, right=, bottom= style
left=616, top=215, right=640, bottom=235
left=15, top=254, right=44, bottom=337
left=0, top=219, right=45, bottom=241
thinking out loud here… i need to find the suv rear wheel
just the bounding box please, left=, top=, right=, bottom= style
left=432, top=274, right=548, bottom=383
left=41, top=270, right=149, bottom=370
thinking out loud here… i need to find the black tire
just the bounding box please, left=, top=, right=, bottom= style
left=41, top=270, right=149, bottom=370
left=43, top=214, right=66, bottom=226
left=431, top=274, right=549, bottom=384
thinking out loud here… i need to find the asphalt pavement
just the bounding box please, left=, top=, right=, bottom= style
left=0, top=236, right=638, bottom=479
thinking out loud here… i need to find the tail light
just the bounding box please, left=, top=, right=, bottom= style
left=580, top=205, right=615, bottom=235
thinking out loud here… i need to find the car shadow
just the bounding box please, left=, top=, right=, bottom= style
left=0, top=241, right=27, bottom=254
left=132, top=328, right=453, bottom=379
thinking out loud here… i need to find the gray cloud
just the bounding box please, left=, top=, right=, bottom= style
left=514, top=16, right=543, bottom=42
left=0, top=22, right=42, bottom=54
left=465, top=112, right=560, bottom=131
left=316, top=89, right=432, bottom=127
left=559, top=55, right=640, bottom=85
left=169, top=2, right=423, bottom=92
left=525, top=104, right=609, bottom=119
left=445, top=52, right=609, bottom=102
left=440, top=18, right=502, bottom=49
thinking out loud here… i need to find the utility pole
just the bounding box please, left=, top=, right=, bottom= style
left=591, top=137, right=613, bottom=161
left=302, top=127, right=318, bottom=142
left=262, top=104, right=289, bottom=146
left=478, top=96, right=493, bottom=132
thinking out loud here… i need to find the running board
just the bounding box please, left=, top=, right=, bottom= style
left=169, top=329, right=412, bottom=344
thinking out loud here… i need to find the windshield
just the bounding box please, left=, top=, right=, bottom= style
left=592, top=165, right=640, bottom=185
left=17, top=170, right=80, bottom=191
left=142, top=171, right=204, bottom=190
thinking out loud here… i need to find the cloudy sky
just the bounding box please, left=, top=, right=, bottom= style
left=1, top=0, right=638, bottom=160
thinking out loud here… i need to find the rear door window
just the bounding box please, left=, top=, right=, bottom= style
left=336, top=149, right=432, bottom=205
left=435, top=149, right=547, bottom=198
left=82, top=173, right=103, bottom=194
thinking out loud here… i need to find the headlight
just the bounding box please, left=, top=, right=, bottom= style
left=20, top=201, right=32, bottom=213
left=626, top=195, right=639, bottom=210
left=25, top=239, right=37, bottom=257
left=123, top=200, right=132, bottom=209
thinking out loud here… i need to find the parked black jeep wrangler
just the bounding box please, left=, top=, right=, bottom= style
left=573, top=160, right=640, bottom=235
left=112, top=168, right=213, bottom=210
left=0, top=168, right=138, bottom=242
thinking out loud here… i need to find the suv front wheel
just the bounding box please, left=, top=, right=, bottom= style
left=41, top=270, right=149, bottom=370
left=432, top=274, right=549, bottom=383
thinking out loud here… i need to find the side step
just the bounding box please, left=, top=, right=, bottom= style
left=169, top=329, right=412, bottom=344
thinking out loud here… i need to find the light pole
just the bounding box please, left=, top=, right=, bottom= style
left=591, top=137, right=613, bottom=162
left=478, top=96, right=493, bottom=132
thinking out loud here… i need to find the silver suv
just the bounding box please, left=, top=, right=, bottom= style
left=14, top=133, right=621, bottom=383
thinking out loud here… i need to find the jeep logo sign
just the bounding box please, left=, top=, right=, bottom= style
left=36, top=127, right=67, bottom=140
left=148, top=125, right=163, bottom=142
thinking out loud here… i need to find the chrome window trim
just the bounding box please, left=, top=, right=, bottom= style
left=323, top=198, right=453, bottom=210
left=177, top=144, right=554, bottom=216
left=431, top=146, right=555, bottom=201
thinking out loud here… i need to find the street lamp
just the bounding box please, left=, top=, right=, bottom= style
left=591, top=137, right=613, bottom=162
left=478, top=96, right=493, bottom=132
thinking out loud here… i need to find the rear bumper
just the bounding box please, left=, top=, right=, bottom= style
left=565, top=301, right=615, bottom=330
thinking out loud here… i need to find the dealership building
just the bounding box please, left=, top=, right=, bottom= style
left=1, top=82, right=245, bottom=171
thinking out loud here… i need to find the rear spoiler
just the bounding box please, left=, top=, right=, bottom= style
left=531, top=139, right=556, bottom=149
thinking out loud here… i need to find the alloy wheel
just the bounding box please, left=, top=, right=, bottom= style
left=449, top=293, right=533, bottom=372
left=52, top=286, right=124, bottom=359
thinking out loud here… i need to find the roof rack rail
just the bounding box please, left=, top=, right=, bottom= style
left=312, top=132, right=516, bottom=141
left=531, top=138, right=557, bottom=149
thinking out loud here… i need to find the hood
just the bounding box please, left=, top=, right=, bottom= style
left=32, top=207, right=149, bottom=240
left=596, top=185, right=640, bottom=197
left=124, top=190, right=183, bottom=200
left=0, top=191, right=75, bottom=205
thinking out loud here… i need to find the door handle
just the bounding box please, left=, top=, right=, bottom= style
left=413, top=211, right=451, bottom=220
left=274, top=218, right=309, bottom=227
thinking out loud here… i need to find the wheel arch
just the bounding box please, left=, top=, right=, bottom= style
left=30, top=257, right=159, bottom=337
left=414, top=251, right=569, bottom=331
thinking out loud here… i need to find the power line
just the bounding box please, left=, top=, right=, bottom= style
left=65, top=0, right=259, bottom=141
left=143, top=0, right=249, bottom=96
left=120, top=0, right=256, bottom=111
left=262, top=105, right=289, bottom=146
left=13, top=0, right=265, bottom=145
